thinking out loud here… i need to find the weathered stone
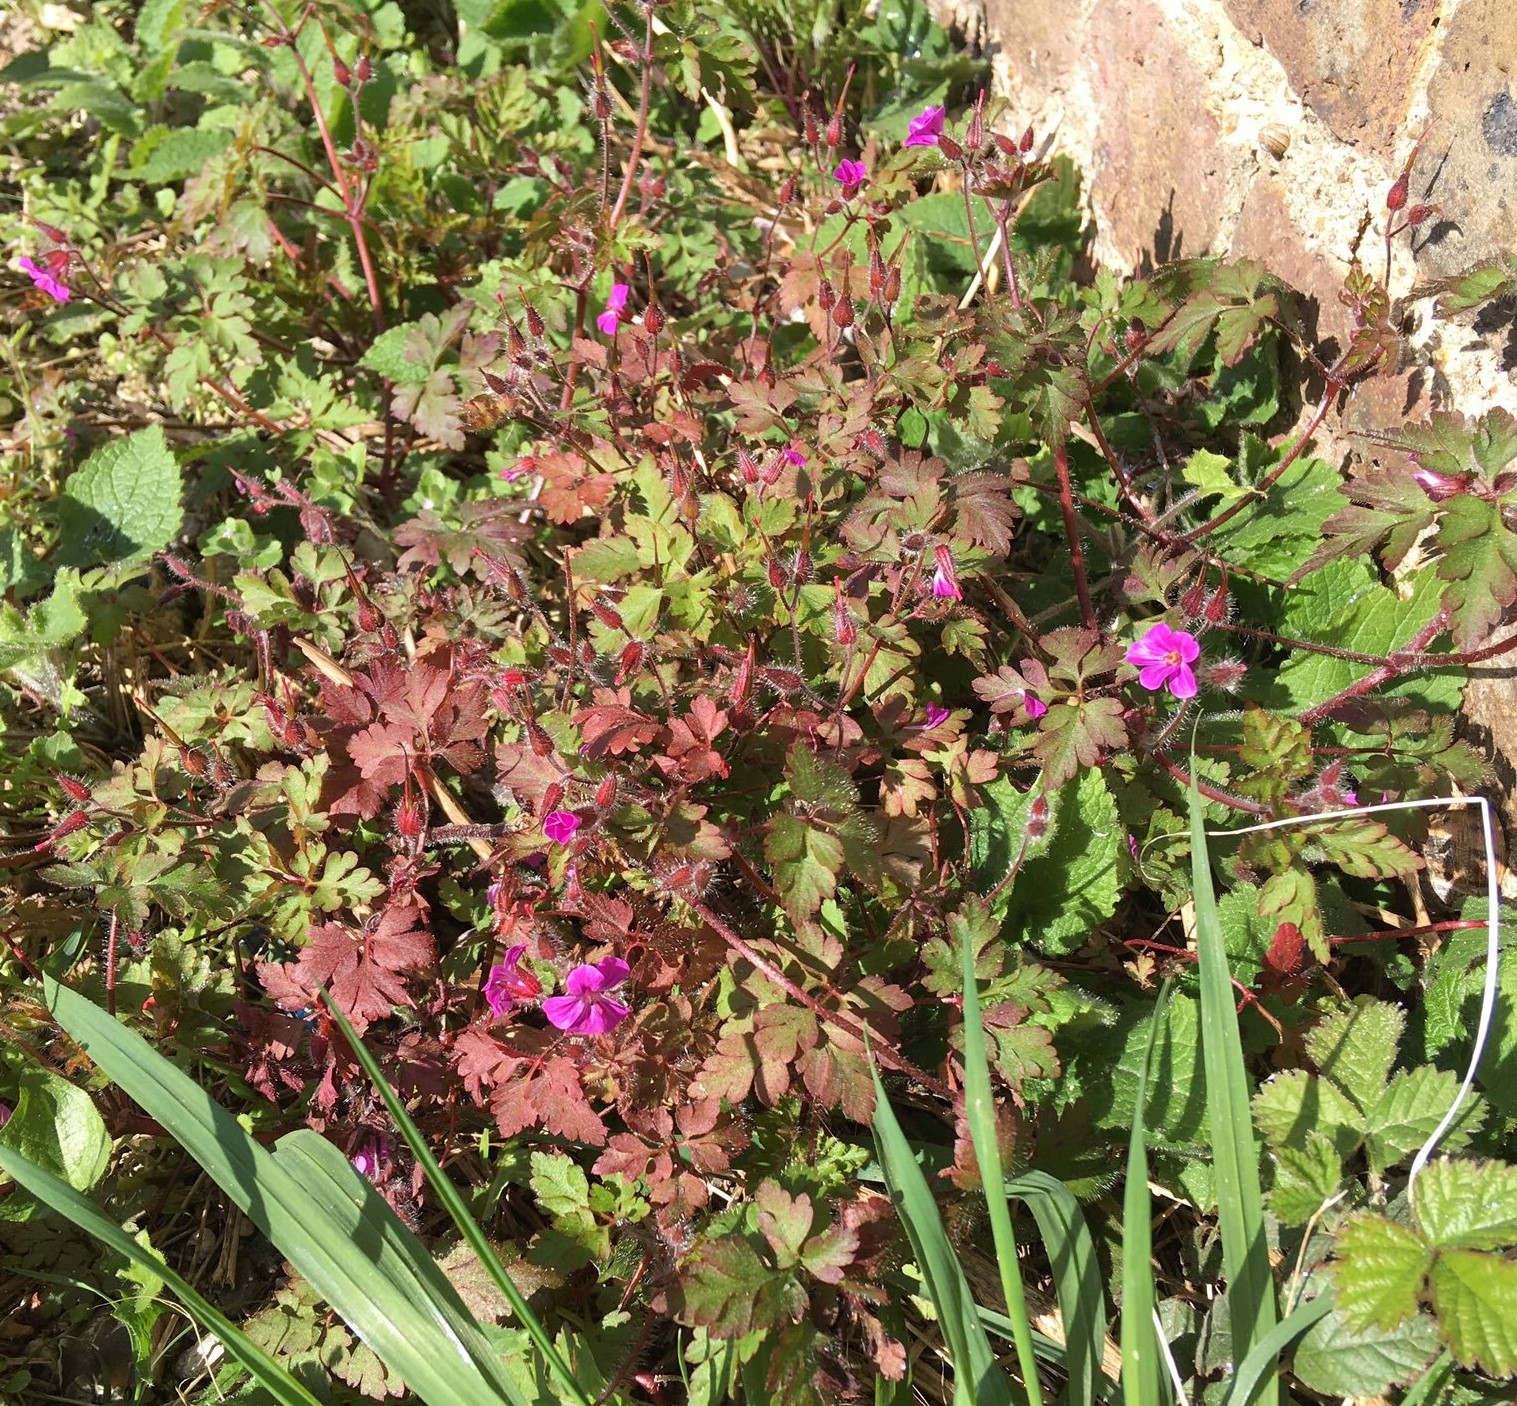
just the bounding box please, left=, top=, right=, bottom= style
left=1221, top=0, right=1440, bottom=150
left=1415, top=0, right=1517, bottom=279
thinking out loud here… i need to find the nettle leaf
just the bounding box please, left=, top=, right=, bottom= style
left=1304, top=999, right=1401, bottom=1112
left=1413, top=1158, right=1517, bottom=1251
left=1292, top=1301, right=1440, bottom=1399
left=1367, top=1067, right=1485, bottom=1173
left=1073, top=993, right=1206, bottom=1150
left=1427, top=1248, right=1517, bottom=1376
left=1333, top=1214, right=1432, bottom=1332
left=1006, top=767, right=1121, bottom=955
left=57, top=424, right=184, bottom=567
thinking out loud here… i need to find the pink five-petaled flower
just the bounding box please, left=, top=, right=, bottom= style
left=930, top=544, right=962, bottom=600
left=904, top=105, right=946, bottom=148
left=484, top=943, right=542, bottom=1016
left=542, top=957, right=631, bottom=1035
left=1127, top=622, right=1201, bottom=700
left=544, top=809, right=581, bottom=845
left=912, top=704, right=950, bottom=730
left=18, top=255, right=69, bottom=303
left=596, top=282, right=630, bottom=336
left=832, top=158, right=868, bottom=198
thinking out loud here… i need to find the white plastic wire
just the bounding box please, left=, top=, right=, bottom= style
left=1153, top=1306, right=1191, bottom=1405
left=1206, top=795, right=1501, bottom=1197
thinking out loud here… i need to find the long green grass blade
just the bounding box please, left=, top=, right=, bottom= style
left=1397, top=1348, right=1453, bottom=1406
left=868, top=1047, right=1014, bottom=1406
left=1220, top=1291, right=1332, bottom=1406
left=316, top=988, right=592, bottom=1406
left=1187, top=785, right=1279, bottom=1387
left=1003, top=1171, right=1113, bottom=1403
left=961, top=927, right=1044, bottom=1406
left=0, top=1142, right=326, bottom=1406
left=42, top=976, right=530, bottom=1406
left=1121, top=977, right=1170, bottom=1406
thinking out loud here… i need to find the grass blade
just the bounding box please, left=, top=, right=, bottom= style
left=316, top=987, right=593, bottom=1406
left=961, top=918, right=1045, bottom=1406
left=1121, top=977, right=1171, bottom=1406
left=1003, top=1171, right=1113, bottom=1403
left=868, top=1044, right=1014, bottom=1406
left=1187, top=785, right=1279, bottom=1388
left=0, top=1142, right=326, bottom=1406
left=42, top=976, right=530, bottom=1406
left=1221, top=1291, right=1333, bottom=1406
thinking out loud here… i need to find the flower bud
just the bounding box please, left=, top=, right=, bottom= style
left=527, top=720, right=555, bottom=756
left=817, top=279, right=835, bottom=311
left=180, top=746, right=208, bottom=777
left=1407, top=202, right=1436, bottom=227
left=832, top=295, right=854, bottom=327
left=1020, top=125, right=1035, bottom=153
left=595, top=773, right=618, bottom=810
left=1386, top=173, right=1409, bottom=211
left=333, top=56, right=352, bottom=88
left=525, top=304, right=545, bottom=339
left=804, top=108, right=820, bottom=147
left=778, top=175, right=797, bottom=206
left=768, top=558, right=787, bottom=590
left=395, top=799, right=424, bottom=840
left=354, top=53, right=373, bottom=84
left=643, top=304, right=665, bottom=335
left=542, top=781, right=564, bottom=815
left=56, top=773, right=92, bottom=804
left=36, top=810, right=91, bottom=849
left=883, top=267, right=900, bottom=303
left=739, top=449, right=760, bottom=484
left=1413, top=466, right=1468, bottom=502
left=1027, top=796, right=1049, bottom=842
left=938, top=134, right=963, bottom=161
left=825, top=112, right=843, bottom=148
left=833, top=582, right=857, bottom=646
left=590, top=599, right=625, bottom=631
left=616, top=640, right=644, bottom=683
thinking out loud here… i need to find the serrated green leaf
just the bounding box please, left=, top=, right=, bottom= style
left=1267, top=1131, right=1343, bottom=1225
left=1368, top=1068, right=1484, bottom=1173
left=1333, top=1215, right=1432, bottom=1331
left=783, top=742, right=858, bottom=814
left=764, top=814, right=844, bottom=922
left=1292, top=1302, right=1440, bottom=1398
left=968, top=774, right=1054, bottom=898
left=1305, top=1000, right=1402, bottom=1113
left=1031, top=696, right=1128, bottom=789
left=136, top=124, right=233, bottom=182
left=1252, top=1070, right=1363, bottom=1159
left=56, top=425, right=183, bottom=567
left=1437, top=494, right=1517, bottom=649
left=1007, top=768, right=1121, bottom=955
left=1073, top=993, right=1206, bottom=1148
left=1413, top=1158, right=1517, bottom=1250
left=1427, top=1248, right=1517, bottom=1375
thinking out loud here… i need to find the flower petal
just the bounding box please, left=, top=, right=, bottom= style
left=1168, top=664, right=1198, bottom=700
left=541, top=994, right=587, bottom=1030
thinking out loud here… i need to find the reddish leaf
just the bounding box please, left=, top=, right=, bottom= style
left=577, top=693, right=661, bottom=759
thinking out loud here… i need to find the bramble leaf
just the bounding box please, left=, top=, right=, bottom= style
left=1333, top=1214, right=1432, bottom=1332
left=1427, top=1249, right=1517, bottom=1376
left=1413, top=1158, right=1517, bottom=1250
left=1304, top=1000, right=1402, bottom=1113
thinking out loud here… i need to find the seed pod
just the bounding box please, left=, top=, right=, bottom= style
left=1386, top=172, right=1409, bottom=211
left=792, top=548, right=814, bottom=585
left=394, top=799, right=424, bottom=840
left=1020, top=125, right=1035, bottom=153
left=56, top=773, right=93, bottom=804
left=356, top=596, right=381, bottom=633
left=965, top=100, right=984, bottom=151
left=833, top=295, right=854, bottom=327
left=333, top=56, right=352, bottom=88
left=525, top=304, right=545, bottom=339
left=825, top=112, right=843, bottom=148
left=595, top=773, right=618, bottom=809
left=180, top=746, right=208, bottom=778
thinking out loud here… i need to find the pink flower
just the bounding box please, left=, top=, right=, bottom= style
left=18, top=255, right=69, bottom=303
left=930, top=544, right=962, bottom=600
left=484, top=943, right=542, bottom=1016
left=1023, top=693, right=1048, bottom=720
left=1342, top=791, right=1358, bottom=806
left=1127, top=622, right=1201, bottom=700
left=781, top=446, right=807, bottom=468
left=544, top=809, right=581, bottom=845
left=904, top=106, right=946, bottom=148
left=913, top=704, right=950, bottom=730
left=832, top=159, right=868, bottom=198
left=596, top=282, right=630, bottom=336
left=542, top=957, right=631, bottom=1035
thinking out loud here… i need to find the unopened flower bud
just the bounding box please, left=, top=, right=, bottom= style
left=542, top=781, right=564, bottom=815
left=778, top=175, right=797, bottom=206
left=832, top=295, right=854, bottom=327
left=768, top=558, right=787, bottom=590
left=527, top=720, right=555, bottom=756
left=37, top=809, right=91, bottom=849
left=356, top=596, right=381, bottom=633
left=825, top=112, right=843, bottom=148
left=1407, top=202, right=1436, bottom=227
left=791, top=548, right=814, bottom=585
left=883, top=267, right=900, bottom=303
left=56, top=773, right=92, bottom=804
left=333, top=56, right=352, bottom=87
left=739, top=449, right=760, bottom=484
left=354, top=53, right=373, bottom=84
left=1413, top=466, right=1467, bottom=502
left=833, top=583, right=857, bottom=646
left=616, top=640, right=644, bottom=683
left=1020, top=125, right=1035, bottom=153
left=1204, top=657, right=1248, bottom=692
left=643, top=304, right=665, bottom=335
left=595, top=773, right=618, bottom=809
left=1386, top=173, right=1409, bottom=211
left=1027, top=796, right=1049, bottom=842
left=818, top=279, right=836, bottom=311
left=804, top=108, right=820, bottom=147
left=395, top=799, right=424, bottom=840
left=591, top=599, right=625, bottom=631
left=525, top=304, right=545, bottom=339
left=938, top=134, right=963, bottom=161
left=180, top=746, right=208, bottom=777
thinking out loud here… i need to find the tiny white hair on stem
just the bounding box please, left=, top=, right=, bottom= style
left=1206, top=795, right=1500, bottom=1198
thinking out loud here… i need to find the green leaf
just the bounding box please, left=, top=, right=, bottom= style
left=1291, top=1303, right=1440, bottom=1398
left=679, top=1235, right=803, bottom=1338
left=1120, top=979, right=1168, bottom=1406
left=1031, top=697, right=1128, bottom=790
left=968, top=775, right=1054, bottom=898
left=56, top=425, right=184, bottom=567
left=1426, top=1249, right=1517, bottom=1375
left=41, top=977, right=532, bottom=1406
left=765, top=814, right=845, bottom=923
left=1304, top=1000, right=1402, bottom=1112
left=1267, top=1132, right=1343, bottom=1225
left=0, top=1067, right=110, bottom=1207
left=1333, top=1214, right=1433, bottom=1331
left=1222, top=1291, right=1334, bottom=1406
left=1007, top=768, right=1121, bottom=955
left=0, top=1144, right=326, bottom=1406
left=1436, top=493, right=1517, bottom=649
left=1412, top=1158, right=1517, bottom=1250
left=135, top=124, right=233, bottom=182
left=1189, top=782, right=1278, bottom=1378
left=1073, top=993, right=1206, bottom=1149
left=1367, top=1068, right=1484, bottom=1174
left=1251, top=1071, right=1363, bottom=1160
left=1427, top=254, right=1517, bottom=314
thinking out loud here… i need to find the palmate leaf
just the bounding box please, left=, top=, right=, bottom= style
left=1031, top=697, right=1127, bottom=790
